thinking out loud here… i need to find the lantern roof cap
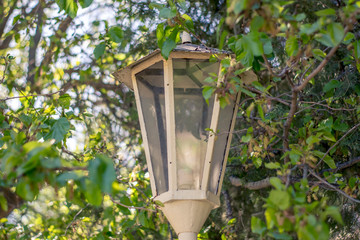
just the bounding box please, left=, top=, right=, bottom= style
left=112, top=43, right=231, bottom=90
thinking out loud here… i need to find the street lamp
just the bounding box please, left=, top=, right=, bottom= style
left=113, top=35, right=256, bottom=240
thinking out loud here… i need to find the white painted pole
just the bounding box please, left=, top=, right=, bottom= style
left=178, top=232, right=197, bottom=240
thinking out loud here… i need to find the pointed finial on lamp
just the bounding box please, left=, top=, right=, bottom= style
left=182, top=31, right=192, bottom=44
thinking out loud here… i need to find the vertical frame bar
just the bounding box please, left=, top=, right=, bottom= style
left=200, top=63, right=223, bottom=191
left=164, top=58, right=177, bottom=192
left=216, top=92, right=241, bottom=196
left=132, top=72, right=157, bottom=196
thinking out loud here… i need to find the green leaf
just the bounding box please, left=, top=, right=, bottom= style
left=315, top=33, right=334, bottom=47
left=295, top=13, right=306, bottom=21
left=306, top=135, right=321, bottom=145
left=219, top=97, right=228, bottom=109
left=333, top=118, right=349, bottom=132
left=116, top=196, right=132, bottom=215
left=268, top=233, right=292, bottom=240
left=19, top=113, right=32, bottom=127
left=289, top=149, right=302, bottom=164
left=323, top=155, right=336, bottom=169
left=252, top=81, right=266, bottom=92
left=250, top=16, right=264, bottom=31
left=349, top=177, right=357, bottom=189
left=253, top=157, right=262, bottom=168
left=343, top=32, right=354, bottom=44
left=159, top=7, right=177, bottom=19
left=244, top=32, right=263, bottom=56
left=161, top=38, right=176, bottom=60
left=182, top=14, right=194, bottom=32
left=265, top=162, right=281, bottom=169
left=56, top=172, right=83, bottom=184
left=59, top=94, right=71, bottom=109
left=315, top=8, right=336, bottom=17
left=285, top=36, right=298, bottom=56
left=65, top=0, right=78, bottom=18
left=56, top=0, right=78, bottom=18
left=156, top=23, right=165, bottom=46
left=178, top=0, right=188, bottom=11
left=354, top=40, right=360, bottom=60
left=0, top=194, right=7, bottom=212
left=154, top=200, right=164, bottom=207
left=312, top=49, right=326, bottom=60
left=109, top=26, right=123, bottom=43
left=202, top=86, right=214, bottom=101
left=46, top=117, right=70, bottom=143
left=257, top=104, right=265, bottom=121
left=240, top=87, right=256, bottom=98
left=78, top=0, right=93, bottom=8
left=323, top=79, right=341, bottom=92
left=88, top=154, right=116, bottom=193
left=300, top=22, right=320, bottom=35
left=16, top=180, right=38, bottom=201
left=324, top=206, right=343, bottom=224
left=262, top=37, right=273, bottom=55
left=84, top=179, right=102, bottom=206
left=234, top=0, right=248, bottom=14
left=251, top=216, right=266, bottom=236
left=94, top=43, right=106, bottom=59
left=270, top=177, right=284, bottom=190
left=269, top=190, right=290, bottom=210
left=219, top=30, right=228, bottom=50
left=265, top=208, right=276, bottom=229
left=149, top=3, right=165, bottom=10
left=241, top=134, right=252, bottom=143
left=328, top=23, right=345, bottom=46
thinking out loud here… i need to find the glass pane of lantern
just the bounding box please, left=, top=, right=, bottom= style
left=173, top=59, right=219, bottom=190
left=135, top=61, right=168, bottom=195
left=208, top=97, right=237, bottom=194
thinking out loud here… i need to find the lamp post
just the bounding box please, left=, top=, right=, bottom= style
left=113, top=35, right=256, bottom=240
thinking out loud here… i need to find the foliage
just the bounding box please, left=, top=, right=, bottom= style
left=1, top=0, right=360, bottom=239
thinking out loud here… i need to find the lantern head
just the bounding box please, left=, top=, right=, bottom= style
left=113, top=43, right=256, bottom=239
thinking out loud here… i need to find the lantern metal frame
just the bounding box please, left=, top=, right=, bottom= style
left=113, top=44, right=257, bottom=239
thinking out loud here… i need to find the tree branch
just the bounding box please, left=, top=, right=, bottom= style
left=0, top=1, right=42, bottom=50
left=0, top=90, right=63, bottom=101
left=316, top=122, right=360, bottom=168
left=283, top=89, right=298, bottom=161
left=35, top=16, right=73, bottom=91
left=230, top=176, right=272, bottom=190
left=309, top=170, right=360, bottom=204
left=64, top=203, right=89, bottom=235
left=0, top=0, right=18, bottom=38
left=109, top=196, right=156, bottom=212
left=320, top=156, right=360, bottom=174
left=295, top=26, right=350, bottom=92
left=27, top=3, right=44, bottom=85
left=0, top=187, right=23, bottom=219
left=244, top=86, right=290, bottom=106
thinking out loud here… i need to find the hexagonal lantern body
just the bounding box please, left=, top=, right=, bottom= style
left=113, top=44, right=256, bottom=240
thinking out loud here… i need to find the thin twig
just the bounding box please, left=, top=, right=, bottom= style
left=283, top=89, right=298, bottom=161
left=300, top=101, right=356, bottom=112
left=243, top=86, right=291, bottom=106
left=64, top=203, right=90, bottom=235
left=0, top=57, right=9, bottom=84
left=0, top=90, right=62, bottom=101
left=61, top=147, right=82, bottom=162
left=316, top=122, right=360, bottom=168
left=309, top=170, right=360, bottom=204
left=295, top=26, right=350, bottom=92
left=320, top=156, right=360, bottom=174
left=109, top=196, right=156, bottom=213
